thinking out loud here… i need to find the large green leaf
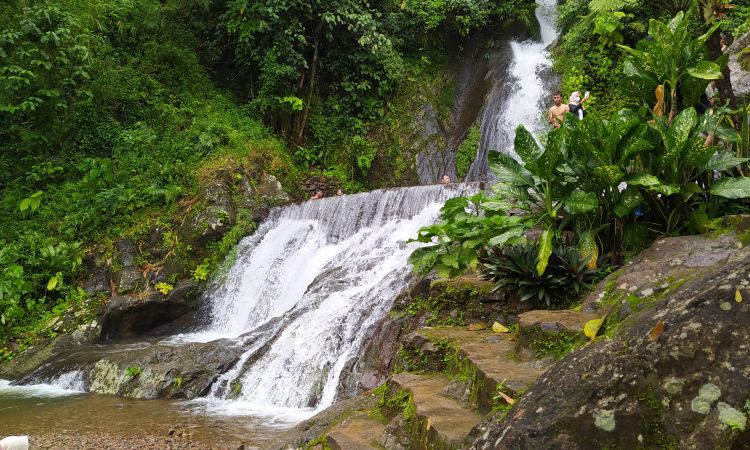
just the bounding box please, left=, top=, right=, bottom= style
left=703, top=152, right=750, bottom=172
left=651, top=183, right=681, bottom=196
left=709, top=177, right=750, bottom=199
left=648, top=17, right=674, bottom=59
left=614, top=186, right=643, bottom=217
left=628, top=173, right=680, bottom=196
left=683, top=135, right=714, bottom=168
left=564, top=190, right=599, bottom=214
left=628, top=173, right=661, bottom=187
left=537, top=130, right=564, bottom=179
left=686, top=61, right=722, bottom=80
left=669, top=107, right=697, bottom=149
left=488, top=228, right=526, bottom=247
left=514, top=125, right=542, bottom=171
left=593, top=165, right=625, bottom=185
left=489, top=151, right=534, bottom=186
left=714, top=122, right=741, bottom=143
left=536, top=228, right=553, bottom=276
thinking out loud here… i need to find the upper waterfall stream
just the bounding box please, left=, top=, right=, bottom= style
left=466, top=0, right=559, bottom=181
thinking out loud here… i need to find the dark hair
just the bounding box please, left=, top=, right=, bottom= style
left=553, top=91, right=562, bottom=97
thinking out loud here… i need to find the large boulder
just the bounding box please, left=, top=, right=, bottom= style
left=583, top=232, right=743, bottom=313
left=99, top=279, right=201, bottom=340
left=471, top=246, right=750, bottom=449
left=87, top=339, right=241, bottom=399
left=180, top=178, right=237, bottom=246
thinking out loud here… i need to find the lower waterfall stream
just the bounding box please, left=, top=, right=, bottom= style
left=179, top=183, right=477, bottom=419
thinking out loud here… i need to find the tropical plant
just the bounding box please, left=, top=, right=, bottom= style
left=618, top=11, right=723, bottom=122
left=408, top=192, right=531, bottom=278
left=480, top=243, right=607, bottom=308
left=489, top=122, right=601, bottom=275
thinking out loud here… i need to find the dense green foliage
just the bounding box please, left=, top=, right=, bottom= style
left=198, top=0, right=535, bottom=186
left=0, top=0, right=295, bottom=347
left=556, top=0, right=750, bottom=114
left=411, top=9, right=750, bottom=304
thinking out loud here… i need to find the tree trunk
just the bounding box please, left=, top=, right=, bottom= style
left=296, top=21, right=323, bottom=146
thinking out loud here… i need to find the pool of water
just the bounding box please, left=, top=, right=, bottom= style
left=0, top=380, right=288, bottom=449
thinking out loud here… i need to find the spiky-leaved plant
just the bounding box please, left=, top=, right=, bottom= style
left=480, top=243, right=606, bottom=308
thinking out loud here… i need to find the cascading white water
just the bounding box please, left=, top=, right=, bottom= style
left=0, top=370, right=85, bottom=397
left=466, top=0, right=559, bottom=181
left=183, top=184, right=477, bottom=421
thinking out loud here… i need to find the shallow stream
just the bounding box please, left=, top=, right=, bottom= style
left=0, top=380, right=284, bottom=449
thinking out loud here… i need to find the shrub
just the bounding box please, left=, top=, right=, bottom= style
left=480, top=243, right=609, bottom=308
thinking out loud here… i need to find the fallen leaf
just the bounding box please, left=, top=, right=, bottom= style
left=467, top=322, right=488, bottom=331
left=492, top=322, right=510, bottom=333
left=648, top=320, right=665, bottom=342
left=736, top=288, right=743, bottom=303
left=583, top=318, right=604, bottom=340
left=496, top=391, right=515, bottom=405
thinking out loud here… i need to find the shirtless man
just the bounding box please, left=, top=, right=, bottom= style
left=547, top=91, right=569, bottom=128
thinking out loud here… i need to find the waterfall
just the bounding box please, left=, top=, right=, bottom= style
left=183, top=184, right=477, bottom=421
left=466, top=0, right=559, bottom=181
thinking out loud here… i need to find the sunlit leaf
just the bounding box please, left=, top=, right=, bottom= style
left=710, top=177, right=750, bottom=199
left=584, top=318, right=604, bottom=340
left=648, top=320, right=665, bottom=342
left=564, top=190, right=598, bottom=215
left=536, top=228, right=553, bottom=276
left=492, top=322, right=510, bottom=333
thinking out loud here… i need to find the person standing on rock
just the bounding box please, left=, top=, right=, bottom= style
left=547, top=91, right=569, bottom=128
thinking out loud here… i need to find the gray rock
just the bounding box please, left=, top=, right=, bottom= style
left=728, top=31, right=750, bottom=100
left=180, top=179, right=236, bottom=246
left=99, top=279, right=200, bottom=340
left=81, top=253, right=111, bottom=295
left=378, top=416, right=412, bottom=450
left=583, top=232, right=743, bottom=314
left=470, top=247, right=750, bottom=449
left=115, top=239, right=139, bottom=268
left=255, top=174, right=291, bottom=202
left=87, top=339, right=241, bottom=399
left=267, top=393, right=378, bottom=450
left=116, top=267, right=145, bottom=294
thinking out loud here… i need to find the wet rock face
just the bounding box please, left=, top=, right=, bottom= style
left=81, top=253, right=112, bottom=295
left=471, top=247, right=750, bottom=449
left=99, top=280, right=200, bottom=340
left=181, top=179, right=237, bottom=246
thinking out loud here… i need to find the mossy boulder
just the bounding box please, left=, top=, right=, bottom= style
left=583, top=232, right=743, bottom=315
left=471, top=246, right=750, bottom=449
left=86, top=339, right=241, bottom=399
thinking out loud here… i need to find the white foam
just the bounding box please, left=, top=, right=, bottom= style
left=0, top=371, right=85, bottom=398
